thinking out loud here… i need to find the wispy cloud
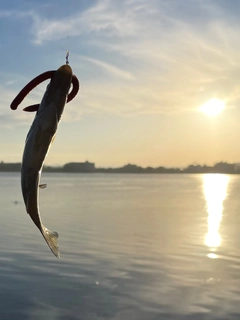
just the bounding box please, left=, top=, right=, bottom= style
left=78, top=55, right=134, bottom=80
left=32, top=0, right=142, bottom=45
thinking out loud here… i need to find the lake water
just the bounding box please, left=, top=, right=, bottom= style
left=1, top=172, right=240, bottom=319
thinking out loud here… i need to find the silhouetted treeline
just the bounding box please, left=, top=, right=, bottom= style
left=95, top=164, right=181, bottom=174
left=1, top=160, right=240, bottom=174
left=95, top=162, right=240, bottom=174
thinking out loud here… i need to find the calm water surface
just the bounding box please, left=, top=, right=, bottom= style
left=0, top=172, right=240, bottom=319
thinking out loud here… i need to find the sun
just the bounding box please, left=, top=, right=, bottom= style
left=199, top=98, right=225, bottom=116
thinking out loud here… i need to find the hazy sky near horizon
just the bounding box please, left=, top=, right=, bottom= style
left=1, top=0, right=240, bottom=167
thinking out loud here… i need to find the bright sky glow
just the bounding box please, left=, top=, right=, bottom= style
left=199, top=98, right=225, bottom=117
left=1, top=0, right=240, bottom=167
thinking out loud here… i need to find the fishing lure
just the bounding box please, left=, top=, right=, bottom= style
left=10, top=67, right=79, bottom=111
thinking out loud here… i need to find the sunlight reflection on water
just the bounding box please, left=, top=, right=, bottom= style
left=202, top=174, right=229, bottom=255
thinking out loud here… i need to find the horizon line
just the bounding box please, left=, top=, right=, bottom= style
left=0, top=160, right=239, bottom=170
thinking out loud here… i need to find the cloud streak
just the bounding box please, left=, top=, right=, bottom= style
left=79, top=56, right=134, bottom=80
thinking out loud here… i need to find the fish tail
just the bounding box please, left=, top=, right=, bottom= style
left=41, top=226, right=60, bottom=258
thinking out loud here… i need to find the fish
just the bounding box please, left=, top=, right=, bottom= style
left=20, top=64, right=75, bottom=257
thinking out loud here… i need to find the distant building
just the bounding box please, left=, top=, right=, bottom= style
left=0, top=161, right=21, bottom=172
left=63, top=161, right=95, bottom=173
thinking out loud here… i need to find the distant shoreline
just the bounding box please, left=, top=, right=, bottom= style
left=0, top=161, right=240, bottom=174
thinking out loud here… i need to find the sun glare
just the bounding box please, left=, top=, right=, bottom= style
left=199, top=98, right=225, bottom=116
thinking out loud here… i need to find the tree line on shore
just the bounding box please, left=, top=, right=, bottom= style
left=1, top=161, right=240, bottom=174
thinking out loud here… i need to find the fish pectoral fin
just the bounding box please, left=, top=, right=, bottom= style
left=39, top=184, right=47, bottom=189
left=42, top=226, right=60, bottom=258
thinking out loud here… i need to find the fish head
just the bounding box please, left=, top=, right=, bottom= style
left=38, top=64, right=73, bottom=121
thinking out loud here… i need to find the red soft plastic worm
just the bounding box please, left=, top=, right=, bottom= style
left=10, top=69, right=79, bottom=112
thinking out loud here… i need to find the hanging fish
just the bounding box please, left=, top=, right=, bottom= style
left=10, top=64, right=79, bottom=257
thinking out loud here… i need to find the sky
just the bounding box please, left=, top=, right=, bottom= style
left=1, top=0, right=240, bottom=168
